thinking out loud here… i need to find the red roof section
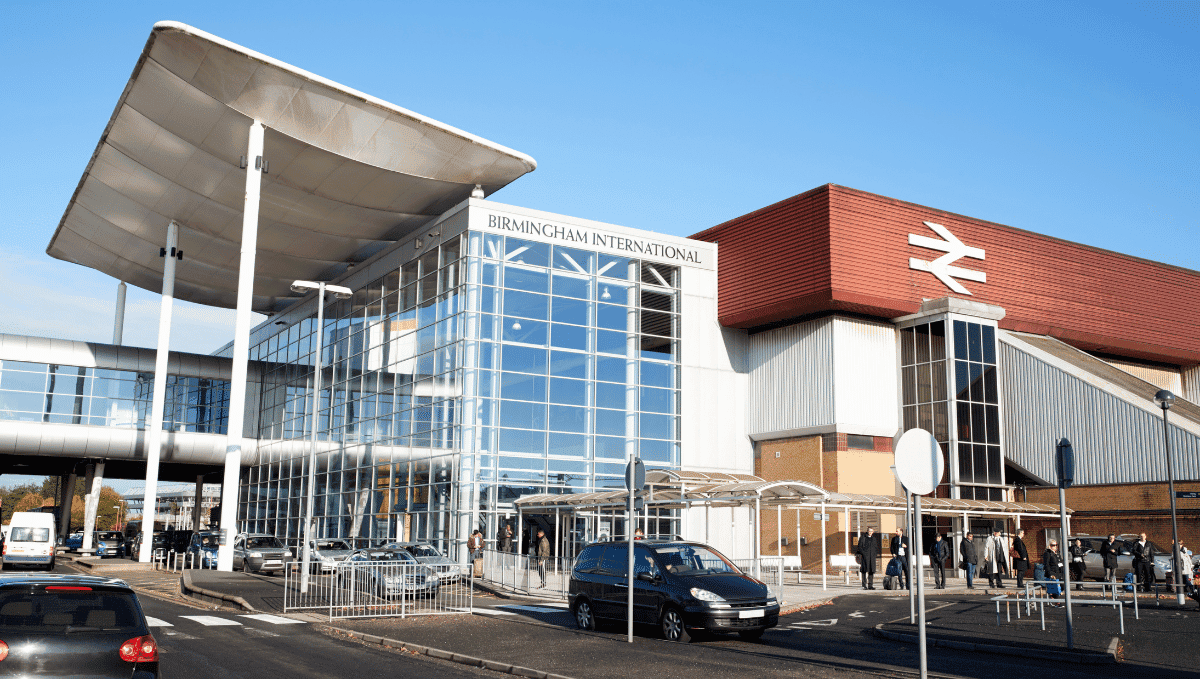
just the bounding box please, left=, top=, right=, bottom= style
left=692, top=184, right=1200, bottom=366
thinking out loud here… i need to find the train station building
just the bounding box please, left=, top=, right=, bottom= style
left=3, top=22, right=1197, bottom=570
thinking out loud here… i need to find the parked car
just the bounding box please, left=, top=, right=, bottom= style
left=94, top=531, right=127, bottom=559
left=569, top=540, right=779, bottom=642
left=386, top=541, right=464, bottom=582
left=1073, top=534, right=1174, bottom=581
left=185, top=532, right=220, bottom=568
left=233, top=533, right=293, bottom=575
left=2, top=512, right=57, bottom=570
left=0, top=573, right=160, bottom=677
left=129, top=532, right=170, bottom=560
left=64, top=532, right=85, bottom=551
left=304, top=539, right=354, bottom=573
left=338, top=548, right=440, bottom=599
left=167, top=530, right=195, bottom=554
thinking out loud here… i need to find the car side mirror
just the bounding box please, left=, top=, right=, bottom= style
left=637, top=571, right=657, bottom=582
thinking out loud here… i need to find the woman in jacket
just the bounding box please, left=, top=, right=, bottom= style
left=1068, top=539, right=1088, bottom=590
left=1043, top=540, right=1064, bottom=598
left=1099, top=534, right=1119, bottom=582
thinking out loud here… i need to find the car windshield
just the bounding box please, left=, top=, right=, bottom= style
left=406, top=545, right=441, bottom=558
left=97, top=532, right=122, bottom=540
left=246, top=537, right=285, bottom=549
left=0, top=589, right=143, bottom=634
left=10, top=528, right=49, bottom=542
left=651, top=544, right=740, bottom=576
left=359, top=550, right=415, bottom=563
left=315, top=540, right=350, bottom=550
left=198, top=534, right=218, bottom=547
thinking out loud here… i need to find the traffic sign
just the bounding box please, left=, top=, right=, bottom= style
left=1176, top=491, right=1200, bottom=499
left=625, top=458, right=645, bottom=491
left=1056, top=439, right=1074, bottom=489
left=894, top=429, right=944, bottom=496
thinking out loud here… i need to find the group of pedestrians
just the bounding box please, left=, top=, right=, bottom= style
left=853, top=527, right=1035, bottom=591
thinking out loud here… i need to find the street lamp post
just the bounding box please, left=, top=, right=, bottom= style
left=292, top=280, right=353, bottom=594
left=113, top=506, right=122, bottom=531
left=1153, top=389, right=1185, bottom=606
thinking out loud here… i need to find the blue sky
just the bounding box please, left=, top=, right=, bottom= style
left=0, top=2, right=1195, bottom=488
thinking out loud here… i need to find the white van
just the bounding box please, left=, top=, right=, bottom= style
left=2, top=511, right=57, bottom=569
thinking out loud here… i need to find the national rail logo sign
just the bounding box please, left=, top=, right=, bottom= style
left=908, top=221, right=986, bottom=295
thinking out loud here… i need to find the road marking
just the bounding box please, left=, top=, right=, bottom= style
left=788, top=618, right=838, bottom=629
left=163, top=631, right=199, bottom=640
left=180, top=615, right=243, bottom=626
left=240, top=614, right=305, bottom=625
left=471, top=609, right=517, bottom=616
left=849, top=611, right=865, bottom=618
left=497, top=605, right=566, bottom=613
left=145, top=617, right=174, bottom=627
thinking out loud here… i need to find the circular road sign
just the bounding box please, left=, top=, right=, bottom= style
left=893, top=428, right=944, bottom=496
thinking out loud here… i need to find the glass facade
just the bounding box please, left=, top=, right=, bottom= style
left=899, top=318, right=1003, bottom=501
left=241, top=227, right=683, bottom=558
left=0, top=360, right=229, bottom=432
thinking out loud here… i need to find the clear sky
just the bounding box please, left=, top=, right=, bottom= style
left=0, top=2, right=1196, bottom=488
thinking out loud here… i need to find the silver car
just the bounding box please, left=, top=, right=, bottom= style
left=305, top=539, right=354, bottom=573
left=386, top=542, right=466, bottom=583
left=233, top=533, right=293, bottom=575
left=337, top=548, right=439, bottom=599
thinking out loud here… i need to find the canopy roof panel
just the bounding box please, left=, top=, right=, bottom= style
left=47, top=21, right=536, bottom=312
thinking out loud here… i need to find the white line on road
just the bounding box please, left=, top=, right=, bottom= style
left=240, top=614, right=306, bottom=625
left=470, top=609, right=517, bottom=616
left=497, top=605, right=567, bottom=613
left=145, top=617, right=174, bottom=627
left=180, top=616, right=243, bottom=626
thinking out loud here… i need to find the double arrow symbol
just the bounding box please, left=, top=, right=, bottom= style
left=908, top=221, right=986, bottom=296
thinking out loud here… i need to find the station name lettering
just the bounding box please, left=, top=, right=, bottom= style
left=486, top=214, right=701, bottom=263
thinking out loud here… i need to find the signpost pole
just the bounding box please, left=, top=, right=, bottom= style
left=894, top=429, right=944, bottom=679
left=1057, top=438, right=1074, bottom=650
left=625, top=458, right=644, bottom=644
left=914, top=492, right=927, bottom=679
left=906, top=489, right=915, bottom=624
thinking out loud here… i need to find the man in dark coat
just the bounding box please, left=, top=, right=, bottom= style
left=535, top=528, right=550, bottom=588
left=929, top=533, right=950, bottom=589
left=498, top=524, right=513, bottom=553
left=1012, top=529, right=1030, bottom=587
left=1099, top=534, right=1119, bottom=582
left=854, top=528, right=880, bottom=589
left=1132, top=532, right=1156, bottom=592
left=960, top=532, right=979, bottom=589
left=890, top=529, right=910, bottom=591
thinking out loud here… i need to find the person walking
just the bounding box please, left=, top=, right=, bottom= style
left=890, top=529, right=910, bottom=591
left=854, top=528, right=880, bottom=590
left=1068, top=538, right=1088, bottom=590
left=983, top=529, right=1008, bottom=588
left=1043, top=539, right=1064, bottom=598
left=929, top=533, right=950, bottom=589
left=1099, top=534, right=1119, bottom=583
left=535, top=528, right=550, bottom=588
left=468, top=530, right=484, bottom=561
left=1132, top=532, right=1155, bottom=593
left=1012, top=529, right=1030, bottom=588
left=498, top=523, right=513, bottom=553
left=960, top=532, right=979, bottom=589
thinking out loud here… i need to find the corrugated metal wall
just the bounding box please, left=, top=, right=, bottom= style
left=1001, top=342, right=1200, bottom=485
left=832, top=317, right=898, bottom=433
left=747, top=318, right=834, bottom=435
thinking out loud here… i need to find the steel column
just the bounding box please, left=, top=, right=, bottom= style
left=300, top=283, right=328, bottom=593
left=219, top=121, right=265, bottom=571
left=139, top=220, right=178, bottom=562
left=112, top=282, right=126, bottom=345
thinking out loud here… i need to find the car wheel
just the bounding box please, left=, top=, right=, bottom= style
left=660, top=606, right=691, bottom=643
left=574, top=599, right=596, bottom=631
left=49, top=557, right=56, bottom=571
left=738, top=629, right=765, bottom=641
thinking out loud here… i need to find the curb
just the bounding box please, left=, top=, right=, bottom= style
left=331, top=626, right=574, bottom=679
left=181, top=570, right=257, bottom=612
left=871, top=624, right=1116, bottom=664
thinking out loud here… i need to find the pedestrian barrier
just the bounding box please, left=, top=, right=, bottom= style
left=731, top=557, right=785, bottom=602
left=283, top=560, right=473, bottom=620
left=478, top=548, right=573, bottom=599
left=153, top=549, right=185, bottom=573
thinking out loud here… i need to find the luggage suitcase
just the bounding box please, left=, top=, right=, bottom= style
left=473, top=558, right=483, bottom=578
left=885, top=557, right=902, bottom=577
left=1046, top=577, right=1062, bottom=597
left=1123, top=572, right=1135, bottom=592
left=883, top=575, right=895, bottom=590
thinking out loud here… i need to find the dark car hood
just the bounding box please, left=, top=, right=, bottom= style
left=677, top=572, right=769, bottom=600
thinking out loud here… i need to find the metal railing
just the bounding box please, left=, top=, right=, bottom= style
left=478, top=548, right=574, bottom=599
left=283, top=560, right=473, bottom=620
left=732, top=557, right=785, bottom=602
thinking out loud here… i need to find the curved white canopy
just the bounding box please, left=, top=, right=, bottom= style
left=47, top=21, right=536, bottom=312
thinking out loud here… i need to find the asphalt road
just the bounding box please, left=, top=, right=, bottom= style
left=31, top=563, right=492, bottom=679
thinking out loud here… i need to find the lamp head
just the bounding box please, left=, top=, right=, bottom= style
left=1154, top=389, right=1176, bottom=411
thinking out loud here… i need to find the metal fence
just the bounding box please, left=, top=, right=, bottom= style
left=478, top=548, right=574, bottom=599
left=283, top=560, right=474, bottom=620
left=732, top=557, right=785, bottom=602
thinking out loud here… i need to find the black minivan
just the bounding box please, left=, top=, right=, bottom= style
left=569, top=540, right=779, bottom=642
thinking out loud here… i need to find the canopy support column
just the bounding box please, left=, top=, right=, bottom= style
left=81, top=462, right=105, bottom=553
left=191, top=475, right=204, bottom=531
left=140, top=220, right=179, bottom=562
left=113, top=282, right=126, bottom=345
left=844, top=507, right=851, bottom=585
left=821, top=501, right=827, bottom=590
left=219, top=121, right=265, bottom=571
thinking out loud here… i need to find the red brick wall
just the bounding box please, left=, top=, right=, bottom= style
left=1021, top=481, right=1200, bottom=555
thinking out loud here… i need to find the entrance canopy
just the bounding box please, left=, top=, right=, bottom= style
left=47, top=22, right=536, bottom=313
left=514, top=469, right=1069, bottom=518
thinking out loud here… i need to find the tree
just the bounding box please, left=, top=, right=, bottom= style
left=1, top=482, right=43, bottom=524
left=68, top=486, right=128, bottom=532
left=11, top=493, right=48, bottom=514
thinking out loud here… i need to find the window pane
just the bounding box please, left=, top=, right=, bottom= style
left=956, top=402, right=970, bottom=440
left=595, top=304, right=628, bottom=331
left=640, top=439, right=673, bottom=463
left=640, top=413, right=674, bottom=440
left=1, top=371, right=47, bottom=392
left=594, top=435, right=625, bottom=459
left=931, top=361, right=946, bottom=402
left=594, top=409, right=626, bottom=437
left=969, top=363, right=984, bottom=402
left=917, top=364, right=932, bottom=404
left=549, top=351, right=589, bottom=380
left=981, top=325, right=996, bottom=364
left=500, top=400, right=546, bottom=430
left=548, top=405, right=588, bottom=433
left=958, top=442, right=972, bottom=484
left=498, top=428, right=546, bottom=455
left=504, top=290, right=549, bottom=320
left=955, top=361, right=970, bottom=401
left=640, top=310, right=674, bottom=338
left=552, top=273, right=590, bottom=300
left=553, top=246, right=594, bottom=274
left=973, top=445, right=988, bottom=484
left=640, top=387, right=673, bottom=414
left=900, top=327, right=915, bottom=366
left=551, top=297, right=589, bottom=326
left=953, top=321, right=968, bottom=359
left=501, top=345, right=546, bottom=374
left=549, top=378, right=588, bottom=406
left=595, top=356, right=627, bottom=384
left=971, top=403, right=986, bottom=443
left=550, top=324, right=588, bottom=351
left=595, top=382, right=625, bottom=410
left=983, top=366, right=997, bottom=404
left=504, top=238, right=550, bottom=268
left=503, top=267, right=550, bottom=294
left=930, top=321, right=946, bottom=361
left=968, top=323, right=983, bottom=362
left=902, top=366, right=916, bottom=405
left=502, top=318, right=547, bottom=345
left=640, top=362, right=674, bottom=388
left=597, top=255, right=631, bottom=280
left=596, top=330, right=627, bottom=356
left=500, top=372, right=546, bottom=402
left=985, top=404, right=1000, bottom=444
left=597, top=281, right=631, bottom=305
left=915, top=324, right=930, bottom=363
left=549, top=432, right=589, bottom=457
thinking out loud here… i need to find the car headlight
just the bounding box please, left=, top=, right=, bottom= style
left=249, top=551, right=263, bottom=558
left=690, top=588, right=725, bottom=603
left=767, top=597, right=778, bottom=606
left=429, top=574, right=440, bottom=583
